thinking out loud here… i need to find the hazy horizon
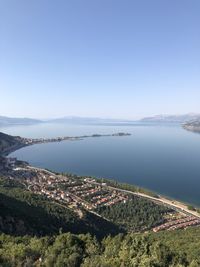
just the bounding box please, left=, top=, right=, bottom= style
left=1, top=112, right=200, bottom=122
left=1, top=1, right=200, bottom=119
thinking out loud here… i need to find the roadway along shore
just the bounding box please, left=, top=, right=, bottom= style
left=27, top=165, right=200, bottom=220
left=106, top=185, right=200, bottom=219
left=3, top=131, right=200, bottom=221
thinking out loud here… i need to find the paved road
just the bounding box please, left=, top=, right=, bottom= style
left=106, top=185, right=200, bottom=219
left=25, top=166, right=200, bottom=219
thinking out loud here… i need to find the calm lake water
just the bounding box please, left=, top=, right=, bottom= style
left=1, top=122, right=200, bottom=206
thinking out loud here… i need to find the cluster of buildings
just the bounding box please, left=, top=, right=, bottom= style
left=39, top=187, right=79, bottom=208
left=153, top=216, right=200, bottom=232
left=6, top=165, right=130, bottom=212
left=66, top=179, right=129, bottom=209
left=20, top=132, right=132, bottom=147
left=11, top=167, right=87, bottom=208
left=3, top=162, right=200, bottom=233
left=20, top=136, right=73, bottom=146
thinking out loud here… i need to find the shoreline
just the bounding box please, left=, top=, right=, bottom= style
left=21, top=165, right=200, bottom=219
left=2, top=143, right=27, bottom=156
left=1, top=132, right=131, bottom=156
left=93, top=177, right=200, bottom=218
left=2, top=132, right=200, bottom=218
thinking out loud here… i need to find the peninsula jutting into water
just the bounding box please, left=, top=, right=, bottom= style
left=183, top=120, right=200, bottom=133
left=22, top=132, right=131, bottom=144
left=1, top=126, right=200, bottom=267
left=0, top=131, right=131, bottom=156
left=1, top=130, right=200, bottom=231
left=3, top=122, right=200, bottom=206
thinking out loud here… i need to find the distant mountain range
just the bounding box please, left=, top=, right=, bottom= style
left=0, top=116, right=42, bottom=126
left=141, top=114, right=200, bottom=123
left=0, top=116, right=134, bottom=126
left=48, top=116, right=134, bottom=124
left=1, top=114, right=200, bottom=126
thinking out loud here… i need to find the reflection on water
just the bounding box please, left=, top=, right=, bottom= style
left=2, top=122, right=200, bottom=206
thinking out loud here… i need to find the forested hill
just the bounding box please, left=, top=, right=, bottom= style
left=0, top=177, right=121, bottom=238
left=1, top=178, right=200, bottom=266
left=183, top=120, right=200, bottom=133
left=0, top=132, right=24, bottom=155
left=1, top=225, right=200, bottom=266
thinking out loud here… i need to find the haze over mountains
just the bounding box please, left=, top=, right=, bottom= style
left=141, top=114, right=200, bottom=123
left=0, top=116, right=132, bottom=126
left=48, top=116, right=133, bottom=124
left=0, top=116, right=42, bottom=126
left=1, top=114, right=200, bottom=127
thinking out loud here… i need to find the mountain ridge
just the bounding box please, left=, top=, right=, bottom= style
left=141, top=113, right=200, bottom=123
left=1, top=114, right=200, bottom=127
left=0, top=116, right=42, bottom=126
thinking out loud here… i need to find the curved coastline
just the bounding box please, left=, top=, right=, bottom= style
left=4, top=132, right=200, bottom=219
left=1, top=132, right=131, bottom=155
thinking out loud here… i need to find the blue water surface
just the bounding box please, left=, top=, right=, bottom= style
left=2, top=122, right=200, bottom=206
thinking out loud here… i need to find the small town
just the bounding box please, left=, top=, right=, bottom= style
left=0, top=132, right=131, bottom=156
left=153, top=216, right=200, bottom=232
left=1, top=155, right=200, bottom=233
left=20, top=132, right=131, bottom=146
left=1, top=2, right=200, bottom=265
left=2, top=160, right=131, bottom=213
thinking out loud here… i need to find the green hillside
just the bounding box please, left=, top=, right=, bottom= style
left=96, top=197, right=170, bottom=232
left=0, top=132, right=23, bottom=155
left=0, top=177, right=121, bottom=238
left=1, top=227, right=200, bottom=266
left=1, top=176, right=200, bottom=266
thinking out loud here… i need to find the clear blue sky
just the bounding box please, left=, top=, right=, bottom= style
left=0, top=0, right=200, bottom=119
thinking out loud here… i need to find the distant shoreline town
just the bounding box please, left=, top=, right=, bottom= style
left=0, top=132, right=131, bottom=156
left=182, top=121, right=200, bottom=133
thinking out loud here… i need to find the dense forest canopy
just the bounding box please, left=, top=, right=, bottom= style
left=96, top=197, right=170, bottom=232
left=0, top=177, right=121, bottom=238
left=1, top=228, right=200, bottom=267
left=1, top=176, right=200, bottom=266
